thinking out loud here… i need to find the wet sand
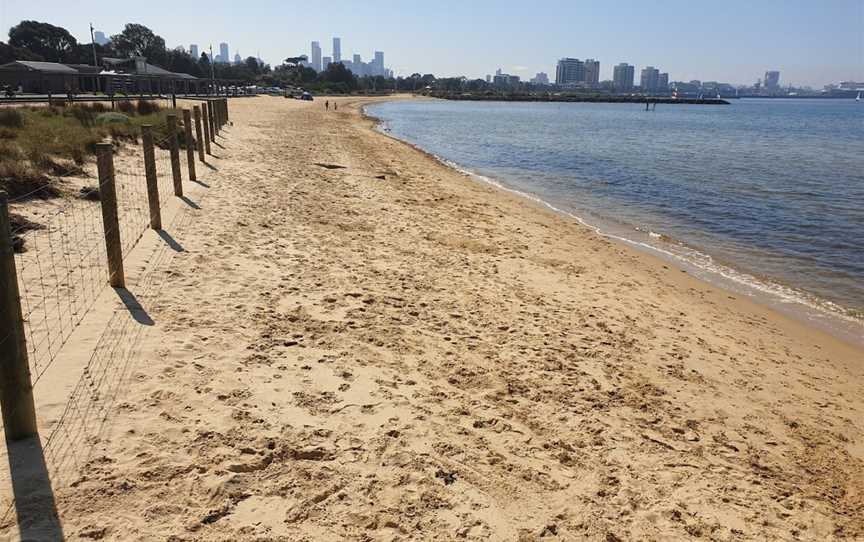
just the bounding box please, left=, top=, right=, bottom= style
left=1, top=95, right=862, bottom=541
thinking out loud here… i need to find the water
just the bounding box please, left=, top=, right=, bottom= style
left=366, top=99, right=864, bottom=339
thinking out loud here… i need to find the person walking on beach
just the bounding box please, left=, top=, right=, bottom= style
left=334, top=103, right=338, bottom=111
left=325, top=100, right=329, bottom=111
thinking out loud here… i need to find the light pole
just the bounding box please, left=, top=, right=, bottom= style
left=89, top=23, right=98, bottom=66
left=209, top=45, right=216, bottom=94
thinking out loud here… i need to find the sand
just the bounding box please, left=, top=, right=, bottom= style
left=1, top=95, right=862, bottom=541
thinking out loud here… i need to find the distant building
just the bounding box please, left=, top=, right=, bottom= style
left=555, top=58, right=584, bottom=85
left=485, top=74, right=491, bottom=83
left=332, top=37, right=341, bottom=63
left=234, top=53, right=242, bottom=65
left=217, top=43, right=229, bottom=64
left=657, top=72, right=669, bottom=92
left=311, top=41, right=322, bottom=72
left=764, top=70, right=780, bottom=90
left=93, top=31, right=109, bottom=46
left=530, top=72, right=549, bottom=85
left=612, top=63, right=634, bottom=91
left=583, top=59, right=600, bottom=85
left=493, top=73, right=520, bottom=88
left=372, top=51, right=385, bottom=76
left=190, top=44, right=199, bottom=59
left=322, top=56, right=332, bottom=69
left=495, top=68, right=502, bottom=76
left=640, top=66, right=660, bottom=92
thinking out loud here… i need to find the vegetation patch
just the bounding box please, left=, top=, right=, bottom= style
left=0, top=102, right=181, bottom=202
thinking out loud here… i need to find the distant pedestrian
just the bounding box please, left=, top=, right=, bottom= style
left=325, top=100, right=329, bottom=111
left=334, top=103, right=338, bottom=111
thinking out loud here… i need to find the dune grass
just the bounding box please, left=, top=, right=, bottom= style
left=0, top=101, right=183, bottom=200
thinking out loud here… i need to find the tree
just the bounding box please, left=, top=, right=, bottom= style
left=110, top=23, right=167, bottom=65
left=165, top=47, right=201, bottom=77
left=0, top=41, right=44, bottom=64
left=244, top=56, right=261, bottom=76
left=8, top=20, right=77, bottom=62
left=320, top=62, right=357, bottom=87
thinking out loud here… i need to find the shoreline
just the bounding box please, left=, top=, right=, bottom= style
left=3, top=95, right=862, bottom=540
left=363, top=100, right=864, bottom=349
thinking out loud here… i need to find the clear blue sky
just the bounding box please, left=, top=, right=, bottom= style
left=2, top=0, right=862, bottom=86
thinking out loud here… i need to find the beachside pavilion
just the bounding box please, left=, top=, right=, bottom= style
left=0, top=61, right=81, bottom=93
left=0, top=56, right=205, bottom=95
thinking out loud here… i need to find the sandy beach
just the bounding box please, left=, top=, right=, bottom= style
left=1, top=95, right=862, bottom=541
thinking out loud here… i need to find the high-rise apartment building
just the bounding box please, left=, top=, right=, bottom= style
left=322, top=56, right=332, bottom=70
left=311, top=41, right=322, bottom=72
left=555, top=58, right=585, bottom=85
left=190, top=44, right=199, bottom=59
left=764, top=70, right=780, bottom=90
left=219, top=42, right=229, bottom=64
left=640, top=66, right=660, bottom=91
left=93, top=31, right=109, bottom=45
left=657, top=72, right=669, bottom=91
left=613, top=63, right=635, bottom=91
left=583, top=59, right=600, bottom=85
left=332, top=37, right=341, bottom=63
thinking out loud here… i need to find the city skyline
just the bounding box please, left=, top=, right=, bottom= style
left=3, top=0, right=862, bottom=86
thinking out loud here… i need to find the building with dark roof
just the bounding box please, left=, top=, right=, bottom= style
left=0, top=56, right=204, bottom=95
left=0, top=61, right=81, bottom=93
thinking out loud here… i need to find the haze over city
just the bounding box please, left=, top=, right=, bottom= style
left=1, top=0, right=862, bottom=87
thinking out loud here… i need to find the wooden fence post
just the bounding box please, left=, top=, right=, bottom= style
left=193, top=106, right=206, bottom=162
left=208, top=100, right=217, bottom=139
left=0, top=191, right=39, bottom=440
left=201, top=103, right=212, bottom=154
left=222, top=99, right=228, bottom=126
left=95, top=143, right=125, bottom=288
left=224, top=98, right=229, bottom=123
left=141, top=125, right=161, bottom=230
left=182, top=109, right=197, bottom=182
left=167, top=114, right=183, bottom=197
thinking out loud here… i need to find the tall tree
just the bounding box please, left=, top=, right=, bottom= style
left=110, top=23, right=167, bottom=65
left=0, top=41, right=44, bottom=64
left=8, top=20, right=77, bottom=62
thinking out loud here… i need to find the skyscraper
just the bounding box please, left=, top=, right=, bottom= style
left=311, top=41, right=322, bottom=72
left=640, top=66, right=660, bottom=92
left=583, top=59, right=600, bottom=86
left=219, top=42, right=229, bottom=64
left=332, top=37, right=341, bottom=64
left=373, top=51, right=385, bottom=76
left=93, top=31, right=109, bottom=45
left=764, top=70, right=780, bottom=90
left=657, top=72, right=669, bottom=92
left=190, top=44, right=199, bottom=59
left=555, top=58, right=585, bottom=85
left=234, top=53, right=242, bottom=65
left=322, top=56, right=332, bottom=70
left=613, top=63, right=635, bottom=91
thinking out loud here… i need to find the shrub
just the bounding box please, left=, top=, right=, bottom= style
left=136, top=100, right=161, bottom=115
left=0, top=108, right=24, bottom=128
left=116, top=100, right=135, bottom=114
left=0, top=161, right=60, bottom=200
left=68, top=105, right=96, bottom=127
left=96, top=112, right=131, bottom=125
left=0, top=128, right=17, bottom=140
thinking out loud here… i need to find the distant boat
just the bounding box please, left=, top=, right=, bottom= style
left=857, top=92, right=861, bottom=102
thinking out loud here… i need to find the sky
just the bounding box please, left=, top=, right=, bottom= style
left=1, top=0, right=862, bottom=87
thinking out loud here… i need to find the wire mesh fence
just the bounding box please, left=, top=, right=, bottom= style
left=1, top=99, right=228, bottom=437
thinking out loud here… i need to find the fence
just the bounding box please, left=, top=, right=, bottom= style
left=0, top=98, right=230, bottom=441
